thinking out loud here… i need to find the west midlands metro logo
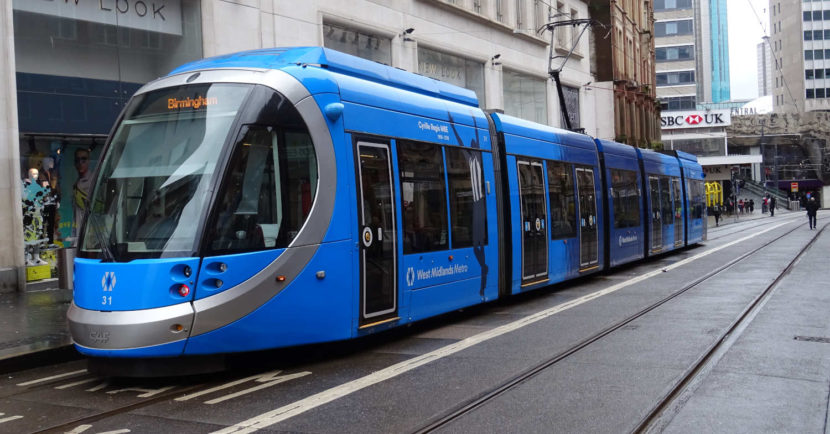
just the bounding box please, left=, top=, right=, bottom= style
left=102, top=272, right=116, bottom=292
left=406, top=267, right=415, bottom=287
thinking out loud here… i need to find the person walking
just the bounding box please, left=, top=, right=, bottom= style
left=769, top=196, right=777, bottom=217
left=806, top=196, right=819, bottom=229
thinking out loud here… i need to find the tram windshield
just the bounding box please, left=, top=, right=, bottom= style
left=80, top=83, right=253, bottom=259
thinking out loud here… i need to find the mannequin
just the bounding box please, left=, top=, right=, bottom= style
left=22, top=167, right=48, bottom=266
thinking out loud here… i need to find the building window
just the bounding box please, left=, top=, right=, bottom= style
left=655, top=0, right=692, bottom=12
left=813, top=11, right=822, bottom=20
left=659, top=96, right=696, bottom=111
left=655, top=20, right=694, bottom=37
left=807, top=89, right=815, bottom=99
left=656, top=70, right=695, bottom=86
left=417, top=46, right=485, bottom=105
left=815, top=50, right=825, bottom=60
left=805, top=50, right=814, bottom=60
left=824, top=10, right=830, bottom=20
left=323, top=23, right=392, bottom=65
left=804, top=11, right=812, bottom=21
left=503, top=70, right=548, bottom=124
left=804, top=31, right=812, bottom=41
left=806, top=69, right=815, bottom=79
left=814, top=30, right=824, bottom=40
left=656, top=45, right=694, bottom=62
left=817, top=69, right=825, bottom=79
left=817, top=88, right=826, bottom=98
left=561, top=85, right=580, bottom=129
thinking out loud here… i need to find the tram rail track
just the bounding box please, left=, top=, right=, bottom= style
left=412, top=218, right=813, bottom=434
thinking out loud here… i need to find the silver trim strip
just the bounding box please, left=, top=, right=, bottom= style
left=67, top=301, right=193, bottom=349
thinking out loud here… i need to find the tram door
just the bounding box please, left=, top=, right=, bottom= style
left=356, top=142, right=397, bottom=325
left=518, top=160, right=548, bottom=283
left=576, top=167, right=598, bottom=269
left=649, top=176, right=662, bottom=252
left=672, top=178, right=683, bottom=246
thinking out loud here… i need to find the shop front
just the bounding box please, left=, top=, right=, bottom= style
left=12, top=0, right=203, bottom=285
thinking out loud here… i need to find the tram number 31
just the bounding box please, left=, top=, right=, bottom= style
left=102, top=296, right=113, bottom=306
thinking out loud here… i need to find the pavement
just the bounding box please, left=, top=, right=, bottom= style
left=0, top=202, right=808, bottom=375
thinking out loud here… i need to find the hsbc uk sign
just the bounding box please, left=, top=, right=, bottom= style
left=660, top=109, right=731, bottom=130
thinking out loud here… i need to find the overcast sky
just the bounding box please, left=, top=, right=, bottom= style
left=728, top=0, right=770, bottom=100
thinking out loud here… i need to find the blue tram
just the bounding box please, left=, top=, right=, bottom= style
left=68, top=47, right=706, bottom=362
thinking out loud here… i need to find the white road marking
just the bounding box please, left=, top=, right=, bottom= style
left=107, top=385, right=176, bottom=398
left=176, top=370, right=291, bottom=402
left=65, top=424, right=93, bottom=433
left=203, top=220, right=788, bottom=433
left=0, top=413, right=24, bottom=424
left=55, top=378, right=99, bottom=390
left=204, top=372, right=311, bottom=405
left=15, top=369, right=87, bottom=386
left=86, top=382, right=109, bottom=392
left=99, top=430, right=130, bottom=434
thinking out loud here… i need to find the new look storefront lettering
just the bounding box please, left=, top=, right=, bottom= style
left=14, top=0, right=182, bottom=35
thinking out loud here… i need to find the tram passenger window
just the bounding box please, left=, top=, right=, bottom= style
left=660, top=177, right=673, bottom=226
left=446, top=147, right=487, bottom=248
left=399, top=140, right=449, bottom=253
left=548, top=161, right=577, bottom=239
left=610, top=169, right=640, bottom=228
left=207, top=126, right=317, bottom=254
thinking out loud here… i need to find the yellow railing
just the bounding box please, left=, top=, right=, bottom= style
left=705, top=182, right=722, bottom=207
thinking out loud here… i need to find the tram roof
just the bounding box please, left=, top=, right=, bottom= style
left=168, top=47, right=480, bottom=108
left=489, top=112, right=598, bottom=151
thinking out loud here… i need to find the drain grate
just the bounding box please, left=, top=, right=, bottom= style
left=793, top=336, right=830, bottom=344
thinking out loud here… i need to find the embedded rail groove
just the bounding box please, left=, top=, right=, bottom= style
left=632, top=222, right=827, bottom=433
left=412, top=221, right=805, bottom=434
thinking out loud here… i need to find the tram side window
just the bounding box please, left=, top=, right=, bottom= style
left=446, top=147, right=487, bottom=248
left=690, top=180, right=704, bottom=219
left=548, top=161, right=577, bottom=239
left=660, top=176, right=673, bottom=226
left=610, top=169, right=640, bottom=228
left=399, top=140, right=449, bottom=253
left=207, top=126, right=317, bottom=254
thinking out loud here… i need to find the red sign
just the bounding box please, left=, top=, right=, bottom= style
left=791, top=182, right=799, bottom=192
left=685, top=114, right=703, bottom=125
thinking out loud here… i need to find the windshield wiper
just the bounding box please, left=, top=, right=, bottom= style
left=81, top=198, right=117, bottom=263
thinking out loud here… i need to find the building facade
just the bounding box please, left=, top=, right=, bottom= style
left=769, top=0, right=830, bottom=112
left=1, top=0, right=614, bottom=291
left=588, top=0, right=661, bottom=147
left=757, top=41, right=773, bottom=97
left=653, top=0, right=731, bottom=111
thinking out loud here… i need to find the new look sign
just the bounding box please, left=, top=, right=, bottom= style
left=14, top=0, right=182, bottom=36
left=660, top=109, right=731, bottom=130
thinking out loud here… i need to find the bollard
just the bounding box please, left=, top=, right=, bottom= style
left=57, top=247, right=76, bottom=290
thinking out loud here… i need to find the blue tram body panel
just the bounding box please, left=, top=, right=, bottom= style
left=594, top=139, right=645, bottom=267
left=70, top=46, right=707, bottom=366
left=490, top=113, right=603, bottom=294
left=637, top=148, right=685, bottom=254
left=74, top=257, right=201, bottom=310
left=673, top=150, right=706, bottom=245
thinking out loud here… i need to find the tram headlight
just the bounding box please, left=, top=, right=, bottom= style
left=178, top=284, right=191, bottom=297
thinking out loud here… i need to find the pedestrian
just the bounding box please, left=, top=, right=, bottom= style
left=712, top=204, right=721, bottom=226
left=738, top=198, right=744, bottom=214
left=769, top=196, right=776, bottom=217
left=748, top=198, right=754, bottom=213
left=806, top=196, right=819, bottom=229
